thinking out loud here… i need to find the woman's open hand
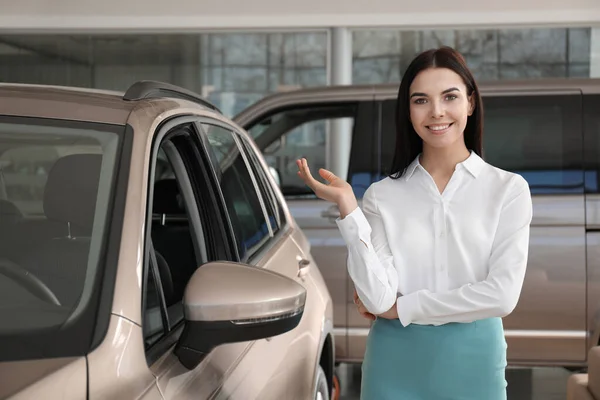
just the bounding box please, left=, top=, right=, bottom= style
left=296, top=158, right=357, bottom=217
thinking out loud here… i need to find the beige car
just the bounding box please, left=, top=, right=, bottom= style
left=568, top=346, right=600, bottom=399
left=234, top=79, right=600, bottom=370
left=0, top=81, right=334, bottom=400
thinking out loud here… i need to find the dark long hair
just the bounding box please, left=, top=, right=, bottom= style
left=389, top=46, right=483, bottom=179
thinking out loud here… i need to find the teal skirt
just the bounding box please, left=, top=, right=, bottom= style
left=361, top=317, right=507, bottom=400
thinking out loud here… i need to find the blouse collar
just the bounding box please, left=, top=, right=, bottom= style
left=404, top=151, right=485, bottom=181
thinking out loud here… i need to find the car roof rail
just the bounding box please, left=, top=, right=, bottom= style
left=123, top=80, right=221, bottom=113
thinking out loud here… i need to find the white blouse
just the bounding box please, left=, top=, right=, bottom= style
left=336, top=152, right=533, bottom=326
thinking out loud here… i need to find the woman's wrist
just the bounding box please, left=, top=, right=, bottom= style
left=338, top=197, right=358, bottom=219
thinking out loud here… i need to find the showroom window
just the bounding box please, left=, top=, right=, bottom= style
left=352, top=27, right=591, bottom=83
left=0, top=32, right=328, bottom=117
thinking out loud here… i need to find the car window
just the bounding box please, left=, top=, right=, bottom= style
left=201, top=124, right=271, bottom=262
left=584, top=94, right=600, bottom=193
left=245, top=104, right=358, bottom=198
left=0, top=145, right=102, bottom=216
left=0, top=116, right=124, bottom=362
left=346, top=101, right=379, bottom=198
left=142, top=262, right=166, bottom=349
left=143, top=139, right=202, bottom=349
left=483, top=94, right=583, bottom=194
left=238, top=135, right=285, bottom=233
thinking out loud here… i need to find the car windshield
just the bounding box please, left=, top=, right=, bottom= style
left=0, top=116, right=125, bottom=361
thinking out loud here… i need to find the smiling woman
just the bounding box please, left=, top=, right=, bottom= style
left=296, top=46, right=532, bottom=399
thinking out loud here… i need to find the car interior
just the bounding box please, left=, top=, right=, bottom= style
left=0, top=146, right=105, bottom=339
left=143, top=142, right=205, bottom=349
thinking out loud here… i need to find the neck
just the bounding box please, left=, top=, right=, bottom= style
left=419, top=141, right=471, bottom=176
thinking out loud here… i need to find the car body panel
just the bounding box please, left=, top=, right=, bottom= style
left=87, top=315, right=161, bottom=400
left=0, top=357, right=86, bottom=400
left=0, top=83, right=133, bottom=124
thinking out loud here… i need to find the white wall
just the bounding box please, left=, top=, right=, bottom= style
left=1, top=0, right=600, bottom=31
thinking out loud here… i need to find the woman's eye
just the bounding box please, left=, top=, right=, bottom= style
left=446, top=94, right=458, bottom=101
left=413, top=98, right=426, bottom=104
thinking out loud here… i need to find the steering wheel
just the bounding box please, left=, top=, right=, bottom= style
left=0, top=258, right=61, bottom=306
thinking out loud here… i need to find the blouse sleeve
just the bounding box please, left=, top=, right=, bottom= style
left=395, top=175, right=533, bottom=326
left=335, top=184, right=399, bottom=315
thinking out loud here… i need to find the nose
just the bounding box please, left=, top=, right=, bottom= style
left=431, top=100, right=445, bottom=118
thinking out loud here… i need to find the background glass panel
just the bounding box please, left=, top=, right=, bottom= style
left=0, top=32, right=327, bottom=117
left=352, top=28, right=592, bottom=83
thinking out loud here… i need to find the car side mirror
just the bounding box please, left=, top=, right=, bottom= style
left=174, top=261, right=306, bottom=369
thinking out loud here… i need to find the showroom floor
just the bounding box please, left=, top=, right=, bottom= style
left=336, top=363, right=574, bottom=400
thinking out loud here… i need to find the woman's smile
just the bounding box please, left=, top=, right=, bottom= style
left=426, top=122, right=454, bottom=135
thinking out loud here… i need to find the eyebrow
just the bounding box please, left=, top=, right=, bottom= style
left=410, top=87, right=460, bottom=98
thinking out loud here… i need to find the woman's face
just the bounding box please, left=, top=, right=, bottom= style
left=408, top=67, right=474, bottom=150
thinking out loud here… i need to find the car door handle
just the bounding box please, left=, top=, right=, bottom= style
left=321, top=206, right=340, bottom=220
left=298, top=258, right=311, bottom=278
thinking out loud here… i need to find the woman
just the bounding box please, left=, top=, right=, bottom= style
left=296, top=46, right=533, bottom=399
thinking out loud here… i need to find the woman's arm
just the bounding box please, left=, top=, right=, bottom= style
left=337, top=184, right=399, bottom=315
left=295, top=158, right=398, bottom=315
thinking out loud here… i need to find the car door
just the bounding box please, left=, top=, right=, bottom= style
left=142, top=120, right=246, bottom=400
left=144, top=117, right=315, bottom=400
left=195, top=120, right=327, bottom=399
left=236, top=126, right=334, bottom=400
left=377, top=88, right=587, bottom=365
left=481, top=90, right=586, bottom=364
left=235, top=95, right=379, bottom=361
left=583, top=92, right=600, bottom=355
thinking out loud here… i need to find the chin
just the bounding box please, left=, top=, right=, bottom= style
left=419, top=129, right=464, bottom=149
left=424, top=142, right=454, bottom=150
left=422, top=135, right=458, bottom=149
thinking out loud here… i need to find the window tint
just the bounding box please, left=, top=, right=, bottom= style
left=483, top=94, right=583, bottom=194
left=348, top=101, right=380, bottom=198
left=239, top=136, right=285, bottom=232
left=0, top=145, right=102, bottom=216
left=202, top=124, right=270, bottom=262
left=143, top=138, right=202, bottom=348
left=245, top=104, right=357, bottom=197
left=0, top=117, right=124, bottom=362
left=142, top=264, right=165, bottom=350
left=584, top=94, right=600, bottom=193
